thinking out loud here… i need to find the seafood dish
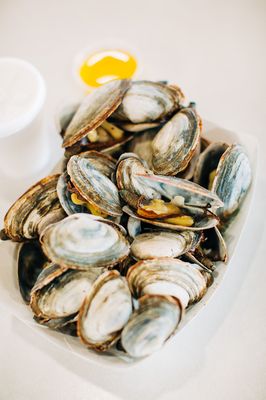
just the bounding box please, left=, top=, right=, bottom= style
left=0, top=79, right=252, bottom=361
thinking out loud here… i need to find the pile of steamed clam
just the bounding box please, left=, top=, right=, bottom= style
left=1, top=79, right=252, bottom=360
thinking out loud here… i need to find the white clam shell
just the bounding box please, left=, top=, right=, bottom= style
left=40, top=214, right=130, bottom=270
left=121, top=294, right=182, bottom=359
left=78, top=270, right=132, bottom=350
left=130, top=231, right=200, bottom=260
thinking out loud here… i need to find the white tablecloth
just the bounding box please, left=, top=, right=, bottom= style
left=0, top=1, right=265, bottom=399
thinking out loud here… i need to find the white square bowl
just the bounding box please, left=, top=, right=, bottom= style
left=0, top=121, right=258, bottom=367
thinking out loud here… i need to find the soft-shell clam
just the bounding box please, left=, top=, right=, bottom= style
left=212, top=144, right=251, bottom=221
left=67, top=154, right=122, bottom=217
left=151, top=108, right=201, bottom=175
left=40, top=214, right=130, bottom=270
left=130, top=231, right=201, bottom=260
left=113, top=81, right=183, bottom=123
left=57, top=151, right=116, bottom=216
left=194, top=142, right=251, bottom=222
left=78, top=270, right=132, bottom=351
left=30, top=264, right=102, bottom=319
left=116, top=153, right=157, bottom=198
left=2, top=175, right=65, bottom=242
left=127, top=258, right=207, bottom=308
left=121, top=294, right=182, bottom=359
left=62, top=79, right=130, bottom=148
left=193, top=142, right=229, bottom=188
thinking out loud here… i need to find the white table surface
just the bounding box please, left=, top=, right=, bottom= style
left=0, top=1, right=265, bottom=399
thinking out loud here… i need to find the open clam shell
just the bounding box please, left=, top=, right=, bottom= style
left=151, top=108, right=201, bottom=175
left=78, top=270, right=133, bottom=351
left=57, top=172, right=88, bottom=215
left=123, top=205, right=219, bottom=231
left=212, top=144, right=252, bottom=221
left=2, top=174, right=66, bottom=242
left=67, top=154, right=122, bottom=217
left=62, top=79, right=130, bottom=148
left=30, top=263, right=102, bottom=319
left=130, top=231, right=202, bottom=260
left=58, top=152, right=116, bottom=216
left=126, top=258, right=207, bottom=308
left=121, top=294, right=182, bottom=359
left=136, top=174, right=223, bottom=209
left=193, top=142, right=229, bottom=187
left=112, top=81, right=182, bottom=123
left=18, top=241, right=48, bottom=304
left=40, top=214, right=130, bottom=270
left=116, top=153, right=157, bottom=198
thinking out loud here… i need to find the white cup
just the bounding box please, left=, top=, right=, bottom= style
left=0, top=58, right=49, bottom=179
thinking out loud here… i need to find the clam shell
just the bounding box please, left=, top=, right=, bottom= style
left=127, top=258, right=207, bottom=308
left=3, top=174, right=66, bottom=241
left=193, top=142, right=229, bottom=187
left=18, top=241, right=48, bottom=304
left=130, top=231, right=201, bottom=260
left=67, top=154, right=122, bottom=216
left=63, top=79, right=130, bottom=148
left=151, top=108, right=201, bottom=175
left=136, top=174, right=223, bottom=209
left=78, top=270, right=132, bottom=351
left=212, top=144, right=252, bottom=221
left=116, top=153, right=157, bottom=198
left=123, top=205, right=219, bottom=231
left=113, top=81, right=181, bottom=123
left=30, top=264, right=102, bottom=319
left=57, top=172, right=88, bottom=215
left=40, top=214, right=130, bottom=270
left=121, top=294, right=182, bottom=358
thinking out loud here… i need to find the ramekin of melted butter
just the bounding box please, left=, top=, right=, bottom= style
left=78, top=49, right=137, bottom=88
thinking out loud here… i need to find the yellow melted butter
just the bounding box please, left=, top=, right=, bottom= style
left=71, top=193, right=107, bottom=217
left=79, top=49, right=137, bottom=87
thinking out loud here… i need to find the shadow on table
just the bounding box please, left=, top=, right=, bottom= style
left=11, top=177, right=265, bottom=400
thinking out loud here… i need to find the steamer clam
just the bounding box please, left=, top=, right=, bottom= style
left=67, top=153, right=122, bottom=217
left=151, top=107, right=201, bottom=175
left=78, top=270, right=132, bottom=351
left=130, top=231, right=202, bottom=260
left=112, top=81, right=184, bottom=123
left=0, top=174, right=65, bottom=242
left=121, top=294, right=182, bottom=359
left=194, top=142, right=252, bottom=223
left=57, top=151, right=117, bottom=217
left=40, top=214, right=130, bottom=270
left=127, top=258, right=207, bottom=308
left=30, top=264, right=102, bottom=320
